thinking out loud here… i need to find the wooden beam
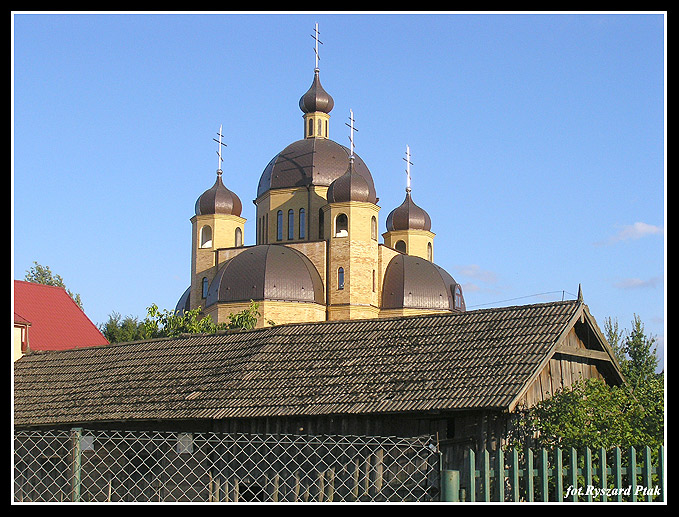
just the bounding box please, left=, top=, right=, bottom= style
left=553, top=346, right=611, bottom=363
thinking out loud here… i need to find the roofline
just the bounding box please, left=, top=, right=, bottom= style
left=507, top=300, right=625, bottom=412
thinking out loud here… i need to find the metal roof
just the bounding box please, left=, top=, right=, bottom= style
left=385, top=191, right=431, bottom=232
left=13, top=299, right=617, bottom=427
left=256, top=138, right=376, bottom=199
left=206, top=244, right=325, bottom=306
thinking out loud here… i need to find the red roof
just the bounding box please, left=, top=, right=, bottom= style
left=13, top=280, right=109, bottom=351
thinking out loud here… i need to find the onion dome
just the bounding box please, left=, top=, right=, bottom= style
left=206, top=244, right=324, bottom=307
left=385, top=191, right=431, bottom=232
left=326, top=159, right=377, bottom=204
left=382, top=254, right=465, bottom=312
left=195, top=171, right=242, bottom=217
left=257, top=138, right=376, bottom=200
left=299, top=69, right=334, bottom=114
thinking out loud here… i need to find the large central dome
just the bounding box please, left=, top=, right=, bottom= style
left=257, top=138, right=376, bottom=199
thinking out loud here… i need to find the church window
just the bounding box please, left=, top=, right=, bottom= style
left=308, top=119, right=313, bottom=137
left=319, top=209, right=324, bottom=239
left=200, top=225, right=213, bottom=248
left=338, top=267, right=345, bottom=290
left=235, top=227, right=243, bottom=247
left=371, top=216, right=377, bottom=240
left=288, top=209, right=294, bottom=240
left=325, top=120, right=328, bottom=137
left=427, top=242, right=432, bottom=261
left=318, top=119, right=322, bottom=136
left=395, top=240, right=406, bottom=253
left=201, top=277, right=209, bottom=298
left=277, top=211, right=283, bottom=241
left=454, top=285, right=463, bottom=310
left=335, top=213, right=348, bottom=237
left=299, top=208, right=306, bottom=239
left=372, top=269, right=376, bottom=292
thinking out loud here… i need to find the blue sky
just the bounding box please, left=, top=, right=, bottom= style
left=12, top=12, right=665, bottom=367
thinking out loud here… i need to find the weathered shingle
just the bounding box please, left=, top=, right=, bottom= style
left=14, top=300, right=585, bottom=427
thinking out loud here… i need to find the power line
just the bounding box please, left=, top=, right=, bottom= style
left=467, top=290, right=579, bottom=309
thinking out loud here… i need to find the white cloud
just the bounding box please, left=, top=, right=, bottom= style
left=455, top=264, right=498, bottom=284
left=613, top=276, right=662, bottom=290
left=600, top=222, right=663, bottom=245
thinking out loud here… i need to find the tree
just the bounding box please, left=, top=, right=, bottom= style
left=24, top=261, right=83, bottom=309
left=101, top=301, right=262, bottom=343
left=509, top=315, right=664, bottom=450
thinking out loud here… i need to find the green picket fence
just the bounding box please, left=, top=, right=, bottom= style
left=441, top=446, right=664, bottom=502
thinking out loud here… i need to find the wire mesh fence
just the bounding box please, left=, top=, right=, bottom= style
left=13, top=428, right=441, bottom=502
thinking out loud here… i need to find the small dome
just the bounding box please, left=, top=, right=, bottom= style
left=299, top=69, right=334, bottom=114
left=195, top=172, right=242, bottom=217
left=206, top=245, right=324, bottom=307
left=385, top=191, right=431, bottom=232
left=257, top=138, right=376, bottom=200
left=326, top=160, right=377, bottom=204
left=382, top=254, right=465, bottom=311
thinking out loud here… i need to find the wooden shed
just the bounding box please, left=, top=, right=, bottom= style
left=13, top=297, right=624, bottom=470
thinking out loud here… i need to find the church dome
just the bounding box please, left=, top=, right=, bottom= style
left=206, top=244, right=324, bottom=307
left=299, top=69, right=334, bottom=114
left=382, top=254, right=465, bottom=311
left=257, top=138, right=376, bottom=200
left=326, top=160, right=377, bottom=204
left=385, top=191, right=431, bottom=232
left=195, top=172, right=242, bottom=217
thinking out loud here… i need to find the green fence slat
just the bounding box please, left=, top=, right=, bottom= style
left=642, top=446, right=652, bottom=502
left=555, top=448, right=563, bottom=502
left=510, top=448, right=519, bottom=502
left=599, top=447, right=607, bottom=502
left=496, top=449, right=505, bottom=502
left=482, top=450, right=490, bottom=502
left=467, top=449, right=476, bottom=502
left=658, top=446, right=664, bottom=501
left=526, top=449, right=534, bottom=502
left=568, top=448, right=577, bottom=502
left=629, top=446, right=637, bottom=502
left=584, top=448, right=593, bottom=502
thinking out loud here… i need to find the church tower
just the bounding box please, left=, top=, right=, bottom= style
left=324, top=110, right=380, bottom=321
left=189, top=127, right=246, bottom=313
left=383, top=146, right=435, bottom=262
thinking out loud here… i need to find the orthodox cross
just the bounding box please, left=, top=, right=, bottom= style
left=403, top=145, right=413, bottom=192
left=311, top=22, right=322, bottom=71
left=345, top=109, right=358, bottom=160
left=213, top=124, right=227, bottom=173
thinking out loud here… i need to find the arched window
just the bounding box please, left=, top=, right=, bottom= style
left=277, top=210, right=283, bottom=241
left=319, top=208, right=324, bottom=239
left=325, top=120, right=328, bottom=138
left=288, top=209, right=294, bottom=240
left=335, top=213, right=348, bottom=237
left=308, top=119, right=313, bottom=137
left=454, top=285, right=464, bottom=310
left=235, top=227, right=243, bottom=247
left=318, top=119, right=323, bottom=136
left=427, top=242, right=433, bottom=261
left=395, top=240, right=406, bottom=253
left=338, top=267, right=345, bottom=290
left=299, top=208, right=306, bottom=239
left=200, top=225, right=213, bottom=248
left=201, top=277, right=209, bottom=298
left=372, top=269, right=376, bottom=292
left=371, top=216, right=377, bottom=240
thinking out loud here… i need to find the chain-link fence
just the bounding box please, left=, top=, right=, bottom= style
left=13, top=428, right=441, bottom=502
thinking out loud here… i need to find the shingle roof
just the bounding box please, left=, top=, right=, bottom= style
left=14, top=300, right=597, bottom=427
left=13, top=280, right=109, bottom=352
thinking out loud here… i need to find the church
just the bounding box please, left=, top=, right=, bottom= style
left=175, top=43, right=465, bottom=327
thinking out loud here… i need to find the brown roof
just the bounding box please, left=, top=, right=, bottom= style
left=13, top=299, right=620, bottom=428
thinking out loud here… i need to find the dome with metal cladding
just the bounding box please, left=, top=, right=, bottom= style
left=382, top=253, right=465, bottom=312
left=257, top=138, right=376, bottom=199
left=195, top=172, right=242, bottom=217
left=385, top=191, right=431, bottom=232
left=299, top=69, right=334, bottom=114
left=326, top=160, right=377, bottom=204
left=206, top=244, right=324, bottom=307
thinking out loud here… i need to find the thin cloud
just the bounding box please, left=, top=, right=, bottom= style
left=455, top=264, right=498, bottom=285
left=598, top=222, right=663, bottom=246
left=613, top=276, right=662, bottom=290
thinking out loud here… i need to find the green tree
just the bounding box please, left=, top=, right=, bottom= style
left=101, top=300, right=262, bottom=343
left=24, top=261, right=83, bottom=309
